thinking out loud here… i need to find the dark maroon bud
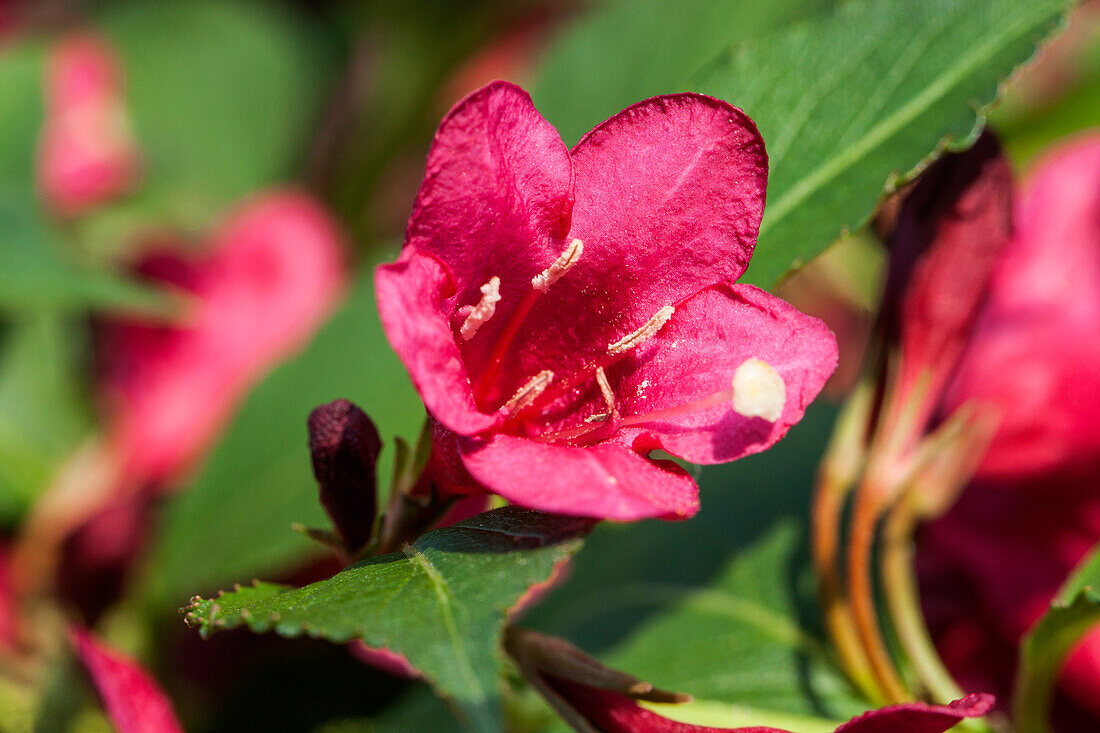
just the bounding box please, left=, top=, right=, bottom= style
left=308, top=399, right=381, bottom=555
left=879, top=129, right=1013, bottom=408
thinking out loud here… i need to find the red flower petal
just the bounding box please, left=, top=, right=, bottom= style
left=615, top=283, right=837, bottom=465
left=506, top=94, right=768, bottom=387
left=375, top=249, right=499, bottom=436
left=942, top=133, right=1100, bottom=480
left=405, top=81, right=575, bottom=386
left=460, top=433, right=698, bottom=520
left=70, top=626, right=184, bottom=733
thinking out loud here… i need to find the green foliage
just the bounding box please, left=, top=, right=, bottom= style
left=524, top=404, right=866, bottom=730
left=0, top=188, right=172, bottom=316
left=1014, top=544, right=1100, bottom=733
left=535, top=0, right=1073, bottom=288
left=182, top=508, right=591, bottom=733
left=92, top=0, right=336, bottom=229
left=532, top=0, right=829, bottom=146
left=0, top=314, right=92, bottom=525
left=699, top=0, right=1074, bottom=287
left=312, top=686, right=464, bottom=733
left=139, top=265, right=424, bottom=604
left=0, top=39, right=44, bottom=185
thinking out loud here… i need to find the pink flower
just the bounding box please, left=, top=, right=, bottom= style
left=376, top=81, right=837, bottom=521
left=917, top=133, right=1100, bottom=723
left=99, top=190, right=346, bottom=492
left=70, top=626, right=184, bottom=733
left=37, top=31, right=140, bottom=217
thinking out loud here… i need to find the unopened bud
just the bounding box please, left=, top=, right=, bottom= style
left=308, top=399, right=381, bottom=555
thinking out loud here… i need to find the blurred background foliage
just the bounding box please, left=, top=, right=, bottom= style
left=1, top=0, right=1099, bottom=730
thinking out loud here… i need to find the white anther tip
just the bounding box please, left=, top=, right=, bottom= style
left=731, top=358, right=786, bottom=422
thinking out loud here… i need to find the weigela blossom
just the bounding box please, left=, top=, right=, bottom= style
left=49, top=190, right=345, bottom=620
left=917, top=133, right=1100, bottom=723
left=100, top=191, right=345, bottom=492
left=37, top=32, right=140, bottom=217
left=376, top=81, right=837, bottom=520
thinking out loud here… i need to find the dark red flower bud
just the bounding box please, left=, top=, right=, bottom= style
left=307, top=399, right=382, bottom=555
left=880, top=130, right=1013, bottom=411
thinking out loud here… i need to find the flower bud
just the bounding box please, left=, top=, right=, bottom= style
left=880, top=130, right=1012, bottom=413
left=308, top=399, right=381, bottom=555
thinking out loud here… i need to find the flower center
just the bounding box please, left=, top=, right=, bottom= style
left=455, top=240, right=786, bottom=446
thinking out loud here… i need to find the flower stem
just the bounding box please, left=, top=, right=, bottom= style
left=847, top=477, right=912, bottom=704
left=881, top=496, right=965, bottom=704
left=812, top=385, right=885, bottom=703
left=813, top=469, right=883, bottom=705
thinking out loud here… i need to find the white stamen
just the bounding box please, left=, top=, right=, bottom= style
left=731, top=358, right=786, bottom=422
left=460, top=276, right=502, bottom=341
left=607, top=306, right=675, bottom=355
left=585, top=367, right=617, bottom=423
left=532, top=239, right=583, bottom=292
left=504, top=370, right=554, bottom=414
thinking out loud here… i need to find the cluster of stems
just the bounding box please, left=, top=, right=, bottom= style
left=812, top=365, right=996, bottom=727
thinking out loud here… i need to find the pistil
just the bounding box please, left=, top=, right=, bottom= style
left=620, top=358, right=786, bottom=427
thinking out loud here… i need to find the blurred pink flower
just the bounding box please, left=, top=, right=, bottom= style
left=37, top=190, right=347, bottom=622
left=917, top=133, right=1100, bottom=725
left=99, top=190, right=346, bottom=492
left=70, top=626, right=184, bottom=733
left=37, top=31, right=140, bottom=217
left=376, top=81, right=837, bottom=521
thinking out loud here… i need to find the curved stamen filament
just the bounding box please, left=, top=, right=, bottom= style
left=475, top=240, right=583, bottom=401
left=504, top=370, right=555, bottom=415
left=510, top=305, right=677, bottom=421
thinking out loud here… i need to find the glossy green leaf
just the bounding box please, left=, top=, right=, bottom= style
left=182, top=508, right=591, bottom=732
left=696, top=0, right=1073, bottom=286
left=92, top=0, right=336, bottom=227
left=525, top=404, right=866, bottom=729
left=1014, top=544, right=1100, bottom=733
left=140, top=265, right=422, bottom=604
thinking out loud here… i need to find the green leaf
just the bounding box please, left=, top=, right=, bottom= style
left=92, top=0, right=336, bottom=226
left=0, top=188, right=172, bottom=317
left=534, top=0, right=1072, bottom=288
left=313, top=685, right=464, bottom=733
left=0, top=39, right=45, bottom=186
left=139, top=264, right=423, bottom=604
left=525, top=404, right=866, bottom=729
left=695, top=0, right=1073, bottom=286
left=182, top=507, right=591, bottom=732
left=1013, top=543, right=1100, bottom=733
left=0, top=314, right=93, bottom=525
